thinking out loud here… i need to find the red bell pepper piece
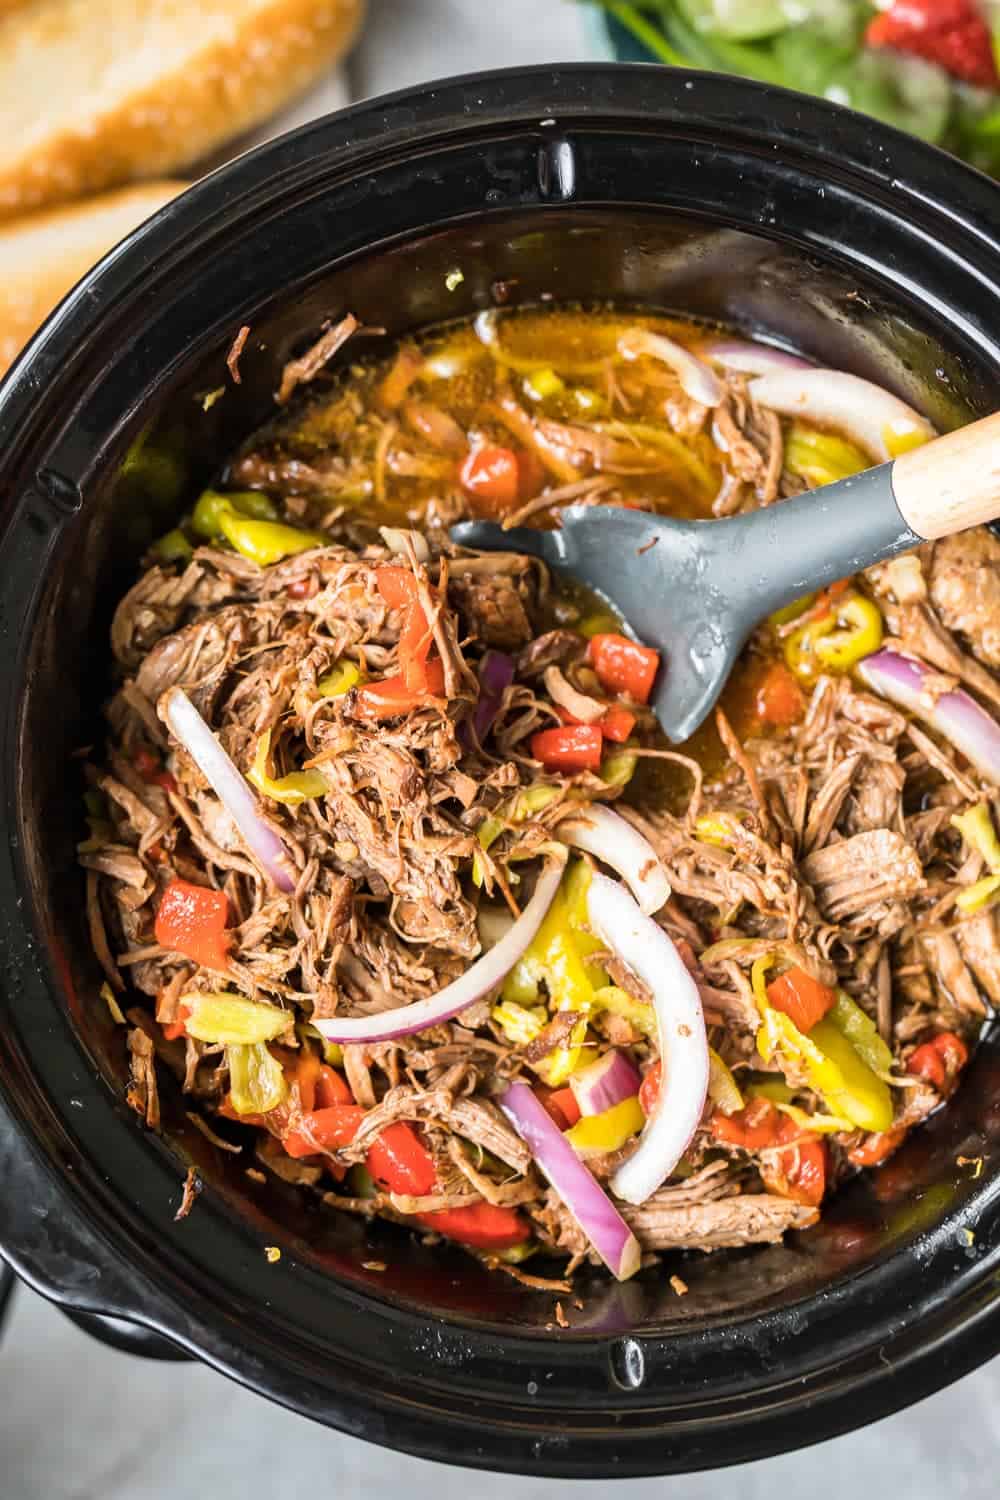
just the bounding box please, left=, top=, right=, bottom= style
left=766, top=966, right=836, bottom=1034
left=132, top=743, right=179, bottom=795
left=375, top=566, right=438, bottom=693
left=282, top=1104, right=367, bottom=1159
left=355, top=658, right=447, bottom=718
left=587, top=633, right=660, bottom=704
left=415, top=1202, right=529, bottom=1248
left=710, top=1097, right=784, bottom=1151
left=866, top=0, right=999, bottom=90
left=761, top=1135, right=828, bottom=1208
left=556, top=703, right=637, bottom=743
left=538, top=1085, right=582, bottom=1130
left=755, top=662, right=805, bottom=727
left=847, top=1123, right=908, bottom=1168
left=459, top=445, right=543, bottom=513
left=154, top=878, right=231, bottom=971
left=530, top=723, right=603, bottom=772
left=366, top=1120, right=438, bottom=1196
left=907, top=1031, right=969, bottom=1093
left=639, top=1059, right=662, bottom=1117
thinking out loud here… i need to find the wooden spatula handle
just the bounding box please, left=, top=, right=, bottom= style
left=892, top=411, right=1000, bottom=540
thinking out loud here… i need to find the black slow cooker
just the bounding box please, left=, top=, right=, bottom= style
left=1, top=66, right=1000, bottom=1478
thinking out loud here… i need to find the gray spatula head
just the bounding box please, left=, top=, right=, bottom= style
left=452, top=462, right=918, bottom=743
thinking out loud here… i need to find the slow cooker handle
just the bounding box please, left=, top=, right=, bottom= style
left=0, top=1100, right=192, bottom=1362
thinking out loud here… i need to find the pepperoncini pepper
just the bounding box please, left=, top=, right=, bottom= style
left=181, top=991, right=291, bottom=1045
left=192, top=488, right=279, bottom=537
left=784, top=592, right=882, bottom=680
left=247, top=729, right=329, bottom=805
left=227, top=1041, right=288, bottom=1115
left=503, top=859, right=607, bottom=1083
left=751, top=957, right=893, bottom=1133
left=219, top=509, right=327, bottom=566
left=952, top=803, right=1000, bottom=913
left=318, top=661, right=363, bottom=698
left=473, top=783, right=562, bottom=887
left=784, top=423, right=869, bottom=488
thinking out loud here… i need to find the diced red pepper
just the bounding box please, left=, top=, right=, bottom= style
left=755, top=662, right=805, bottom=727
left=132, top=743, right=178, bottom=795
left=710, top=1097, right=784, bottom=1151
left=161, top=1003, right=190, bottom=1042
left=766, top=966, right=836, bottom=1034
left=762, top=1135, right=828, bottom=1208
left=375, top=566, right=437, bottom=693
left=282, top=1104, right=366, bottom=1159
left=459, top=445, right=543, bottom=513
left=530, top=723, right=603, bottom=772
left=415, top=1201, right=529, bottom=1249
left=294, top=1052, right=354, bottom=1113
left=639, top=1059, right=662, bottom=1117
left=866, top=0, right=999, bottom=90
left=556, top=703, right=637, bottom=743
left=588, top=633, right=660, bottom=705
left=599, top=705, right=637, bottom=742
left=538, top=1086, right=581, bottom=1130
left=154, top=878, right=231, bottom=971
left=355, top=658, right=447, bottom=718
left=907, top=1031, right=969, bottom=1094
left=847, top=1124, right=908, bottom=1169
left=367, top=1121, right=438, bottom=1197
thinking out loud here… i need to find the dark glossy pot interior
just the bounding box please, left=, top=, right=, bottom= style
left=2, top=67, right=1000, bottom=1477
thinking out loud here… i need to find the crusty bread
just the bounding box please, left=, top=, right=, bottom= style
left=0, top=180, right=184, bottom=372
left=0, top=0, right=365, bottom=218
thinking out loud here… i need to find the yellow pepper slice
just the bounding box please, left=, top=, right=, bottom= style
left=774, top=1101, right=856, bottom=1134
left=695, top=812, right=745, bottom=849
left=183, top=992, right=290, bottom=1045
left=882, top=424, right=929, bottom=460
left=491, top=999, right=547, bottom=1045
left=745, top=1075, right=796, bottom=1105
left=827, top=990, right=893, bottom=1075
left=769, top=594, right=815, bottom=628
left=957, top=873, right=1000, bottom=914
left=752, top=958, right=893, bottom=1131
left=565, top=1095, right=645, bottom=1154
left=523, top=367, right=565, bottom=402
left=227, top=1041, right=288, bottom=1115
left=813, top=595, right=883, bottom=671
left=536, top=1016, right=590, bottom=1087
left=219, top=510, right=327, bottom=566
left=708, top=1048, right=744, bottom=1115
left=784, top=423, right=869, bottom=487
left=247, top=729, right=329, bottom=806
left=802, top=1018, right=894, bottom=1134
left=192, top=488, right=278, bottom=538
left=952, top=803, right=1000, bottom=874
left=590, top=985, right=656, bottom=1039
left=473, top=784, right=561, bottom=887
left=318, top=662, right=363, bottom=698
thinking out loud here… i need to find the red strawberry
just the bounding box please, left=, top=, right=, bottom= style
left=867, top=0, right=1000, bottom=90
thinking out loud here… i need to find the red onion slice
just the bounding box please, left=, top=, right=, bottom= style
left=586, top=872, right=709, bottom=1205
left=558, top=804, right=670, bottom=914
left=499, top=1081, right=641, bottom=1281
left=703, top=339, right=811, bottom=375
left=314, top=850, right=567, bottom=1043
left=569, top=1048, right=641, bottom=1117
left=617, top=328, right=722, bottom=408
left=161, top=687, right=297, bottom=893
left=858, top=649, right=1000, bottom=784
left=473, top=649, right=515, bottom=742
left=747, top=369, right=933, bottom=463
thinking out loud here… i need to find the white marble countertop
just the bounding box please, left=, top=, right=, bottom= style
left=3, top=4, right=997, bottom=1494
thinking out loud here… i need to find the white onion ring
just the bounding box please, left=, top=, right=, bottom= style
left=617, top=327, right=722, bottom=408
left=586, top=872, right=709, bottom=1205
left=703, top=338, right=811, bottom=375
left=748, top=368, right=933, bottom=463
left=161, top=688, right=297, bottom=893
left=558, top=804, right=671, bottom=914
left=314, top=850, right=567, bottom=1042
